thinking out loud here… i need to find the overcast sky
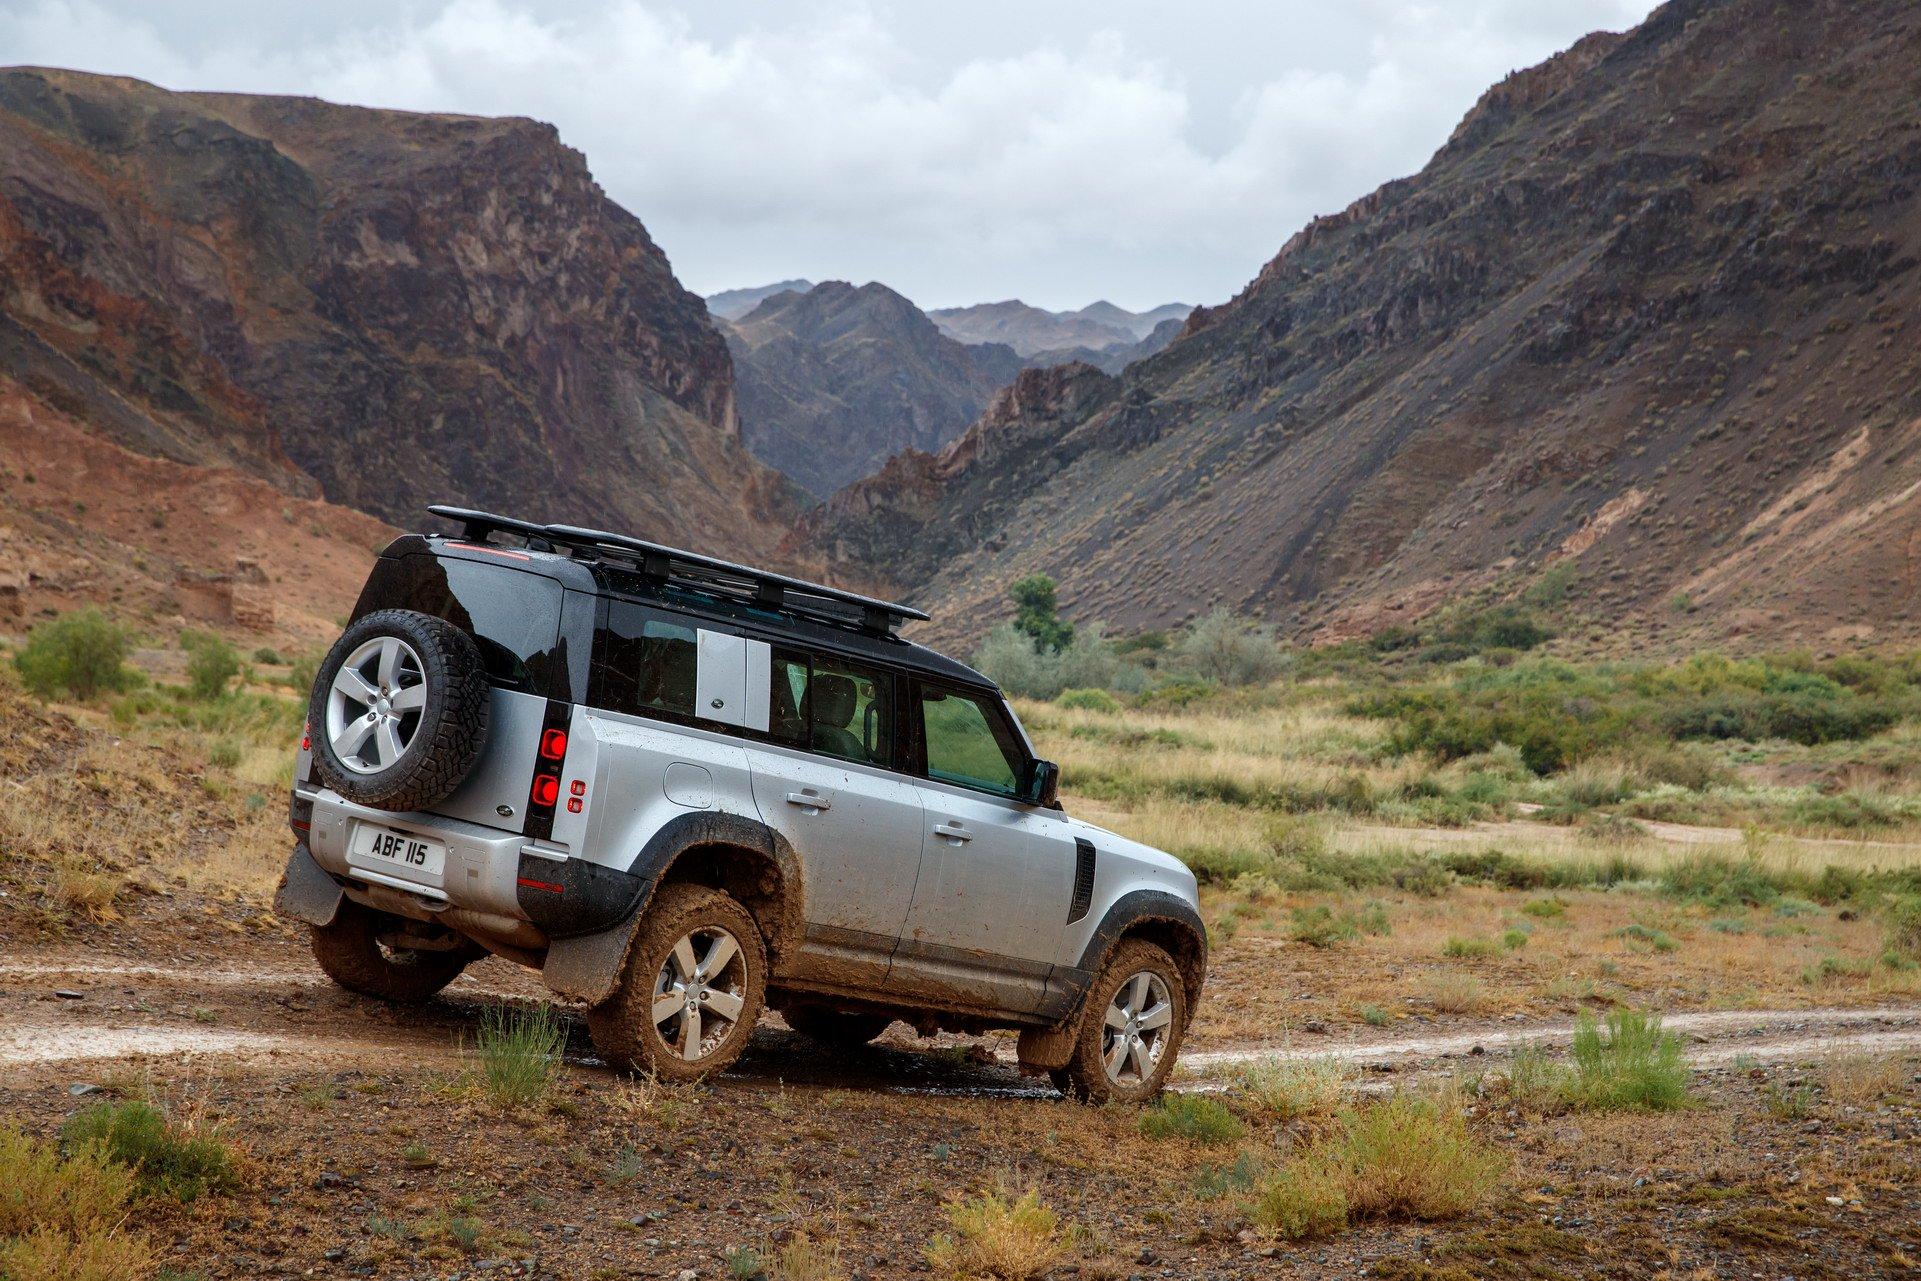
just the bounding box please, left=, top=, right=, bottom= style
left=0, top=0, right=1657, bottom=310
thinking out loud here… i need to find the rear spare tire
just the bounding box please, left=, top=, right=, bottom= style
left=309, top=609, right=490, bottom=812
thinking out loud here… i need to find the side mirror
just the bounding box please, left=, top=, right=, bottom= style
left=1026, top=759, right=1061, bottom=808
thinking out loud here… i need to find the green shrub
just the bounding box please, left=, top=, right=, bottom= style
left=58, top=1102, right=237, bottom=1203
left=1056, top=688, right=1121, bottom=713
left=474, top=1003, right=567, bottom=1108
left=1522, top=896, right=1567, bottom=919
left=0, top=1127, right=149, bottom=1281
left=181, top=632, right=241, bottom=701
left=1138, top=1095, right=1244, bottom=1145
left=1615, top=923, right=1678, bottom=953
left=1885, top=895, right=1921, bottom=964
left=15, top=610, right=133, bottom=700
left=1190, top=1152, right=1263, bottom=1201
left=1501, top=927, right=1531, bottom=950
left=1137, top=680, right=1213, bottom=710
left=1565, top=1010, right=1689, bottom=1111
left=1236, top=1055, right=1351, bottom=1122
left=1442, top=937, right=1498, bottom=959
left=925, top=1184, right=1064, bottom=1279
left=250, top=647, right=283, bottom=665
left=1290, top=906, right=1359, bottom=948
left=1010, top=574, right=1073, bottom=653
left=1172, top=610, right=1284, bottom=687
left=1247, top=1159, right=1349, bottom=1239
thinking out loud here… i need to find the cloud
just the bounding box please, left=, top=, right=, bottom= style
left=0, top=0, right=1657, bottom=307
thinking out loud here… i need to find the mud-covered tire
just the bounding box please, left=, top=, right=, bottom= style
left=587, top=884, right=767, bottom=1082
left=781, top=1004, right=893, bottom=1047
left=309, top=900, right=473, bottom=1003
left=1052, top=938, right=1188, bottom=1104
left=308, top=609, right=490, bottom=812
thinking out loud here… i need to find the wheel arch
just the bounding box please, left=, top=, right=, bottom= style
left=540, top=810, right=805, bottom=1006
left=1074, top=889, right=1208, bottom=1008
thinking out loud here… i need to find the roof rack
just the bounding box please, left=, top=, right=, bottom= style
left=426, top=505, right=928, bottom=635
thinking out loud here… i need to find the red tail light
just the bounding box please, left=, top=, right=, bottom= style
left=300, top=721, right=311, bottom=752
left=539, top=728, right=569, bottom=760
left=530, top=775, right=560, bottom=808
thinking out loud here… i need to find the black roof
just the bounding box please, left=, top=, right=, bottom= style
left=421, top=505, right=988, bottom=688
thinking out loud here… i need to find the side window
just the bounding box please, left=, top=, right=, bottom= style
left=590, top=602, right=698, bottom=719
left=917, top=683, right=1026, bottom=798
left=766, top=650, right=895, bottom=768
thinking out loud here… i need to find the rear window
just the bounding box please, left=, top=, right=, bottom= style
left=354, top=554, right=566, bottom=695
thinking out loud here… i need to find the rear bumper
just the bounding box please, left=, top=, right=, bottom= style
left=301, top=784, right=541, bottom=919
left=296, top=785, right=645, bottom=939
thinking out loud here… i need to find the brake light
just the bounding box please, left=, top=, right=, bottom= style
left=300, top=721, right=311, bottom=752
left=539, top=728, right=569, bottom=760
left=531, top=775, right=560, bottom=808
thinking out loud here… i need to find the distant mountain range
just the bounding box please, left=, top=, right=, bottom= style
left=711, top=283, right=1193, bottom=493
left=706, top=279, right=815, bottom=321
left=928, top=300, right=1193, bottom=356
left=721, top=282, right=1022, bottom=498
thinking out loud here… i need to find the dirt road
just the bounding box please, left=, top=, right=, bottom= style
left=6, top=949, right=1919, bottom=1090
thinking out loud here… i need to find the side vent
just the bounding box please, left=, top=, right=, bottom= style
left=1067, top=838, right=1097, bottom=924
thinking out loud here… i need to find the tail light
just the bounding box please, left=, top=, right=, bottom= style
left=300, top=721, right=311, bottom=753
left=523, top=703, right=574, bottom=839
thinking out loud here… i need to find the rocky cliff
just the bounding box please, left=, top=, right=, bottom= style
left=0, top=68, right=804, bottom=560
left=811, top=0, right=1921, bottom=653
left=727, top=281, right=1023, bottom=498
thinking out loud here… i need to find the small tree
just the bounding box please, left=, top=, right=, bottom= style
left=1010, top=574, right=1074, bottom=653
left=15, top=609, right=132, bottom=700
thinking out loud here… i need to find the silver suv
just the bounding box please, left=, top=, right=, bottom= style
left=277, top=508, right=1205, bottom=1100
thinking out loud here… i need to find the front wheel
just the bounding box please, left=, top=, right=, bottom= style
left=1051, top=938, right=1188, bottom=1103
left=309, top=900, right=473, bottom=1003
left=586, top=883, right=767, bottom=1081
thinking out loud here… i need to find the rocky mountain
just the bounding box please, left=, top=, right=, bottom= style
left=0, top=67, right=805, bottom=562
left=707, top=279, right=815, bottom=321
left=806, top=0, right=1921, bottom=653
left=726, top=281, right=1023, bottom=498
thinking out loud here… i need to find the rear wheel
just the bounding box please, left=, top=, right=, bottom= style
left=1051, top=938, right=1188, bottom=1103
left=781, top=1004, right=893, bottom=1047
left=309, top=900, right=473, bottom=1003
left=587, top=884, right=767, bottom=1081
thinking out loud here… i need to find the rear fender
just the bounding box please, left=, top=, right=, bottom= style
left=540, top=811, right=804, bottom=1005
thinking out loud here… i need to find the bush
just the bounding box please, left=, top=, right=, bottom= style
left=475, top=1003, right=567, bottom=1108
left=1139, top=1094, right=1244, bottom=1145
left=58, top=1102, right=237, bottom=1203
left=1247, top=1159, right=1349, bottom=1239
left=1010, top=574, right=1073, bottom=653
left=15, top=610, right=133, bottom=701
left=0, top=1128, right=149, bottom=1281
left=181, top=631, right=241, bottom=701
left=1056, top=687, right=1121, bottom=713
left=1884, top=895, right=1921, bottom=964
left=1236, top=1055, right=1351, bottom=1122
left=1565, top=1010, right=1689, bottom=1111
left=1172, top=610, right=1284, bottom=687
left=1442, top=937, right=1498, bottom=959
left=972, top=624, right=1138, bottom=700
left=1289, top=905, right=1360, bottom=948
left=924, top=1185, right=1064, bottom=1280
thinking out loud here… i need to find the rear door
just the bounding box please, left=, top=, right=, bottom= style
left=744, top=649, right=925, bottom=989
left=893, top=681, right=1079, bottom=1014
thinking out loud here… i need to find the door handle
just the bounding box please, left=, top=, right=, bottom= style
left=786, top=790, right=831, bottom=811
left=934, top=821, right=972, bottom=843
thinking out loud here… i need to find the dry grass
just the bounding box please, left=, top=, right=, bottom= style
left=1423, top=972, right=1491, bottom=1015
left=924, top=1184, right=1067, bottom=1281
left=1820, top=1051, right=1909, bottom=1105
left=772, top=1233, right=846, bottom=1281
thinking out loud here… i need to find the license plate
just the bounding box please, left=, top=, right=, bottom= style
left=349, top=824, right=446, bottom=879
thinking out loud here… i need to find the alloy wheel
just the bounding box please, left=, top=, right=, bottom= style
left=651, top=926, right=749, bottom=1061
left=1102, top=970, right=1174, bottom=1086
left=326, top=636, right=427, bottom=773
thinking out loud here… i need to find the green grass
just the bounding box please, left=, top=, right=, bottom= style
left=474, top=1003, right=568, bottom=1109
left=1443, top=936, right=1499, bottom=959
left=1138, top=1095, right=1245, bottom=1145
left=0, top=1126, right=150, bottom=1281
left=57, top=1102, right=238, bottom=1203
left=1509, top=1010, right=1690, bottom=1114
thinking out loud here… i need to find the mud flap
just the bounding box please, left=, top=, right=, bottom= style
left=541, top=894, right=653, bottom=1006
left=274, top=842, right=343, bottom=928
